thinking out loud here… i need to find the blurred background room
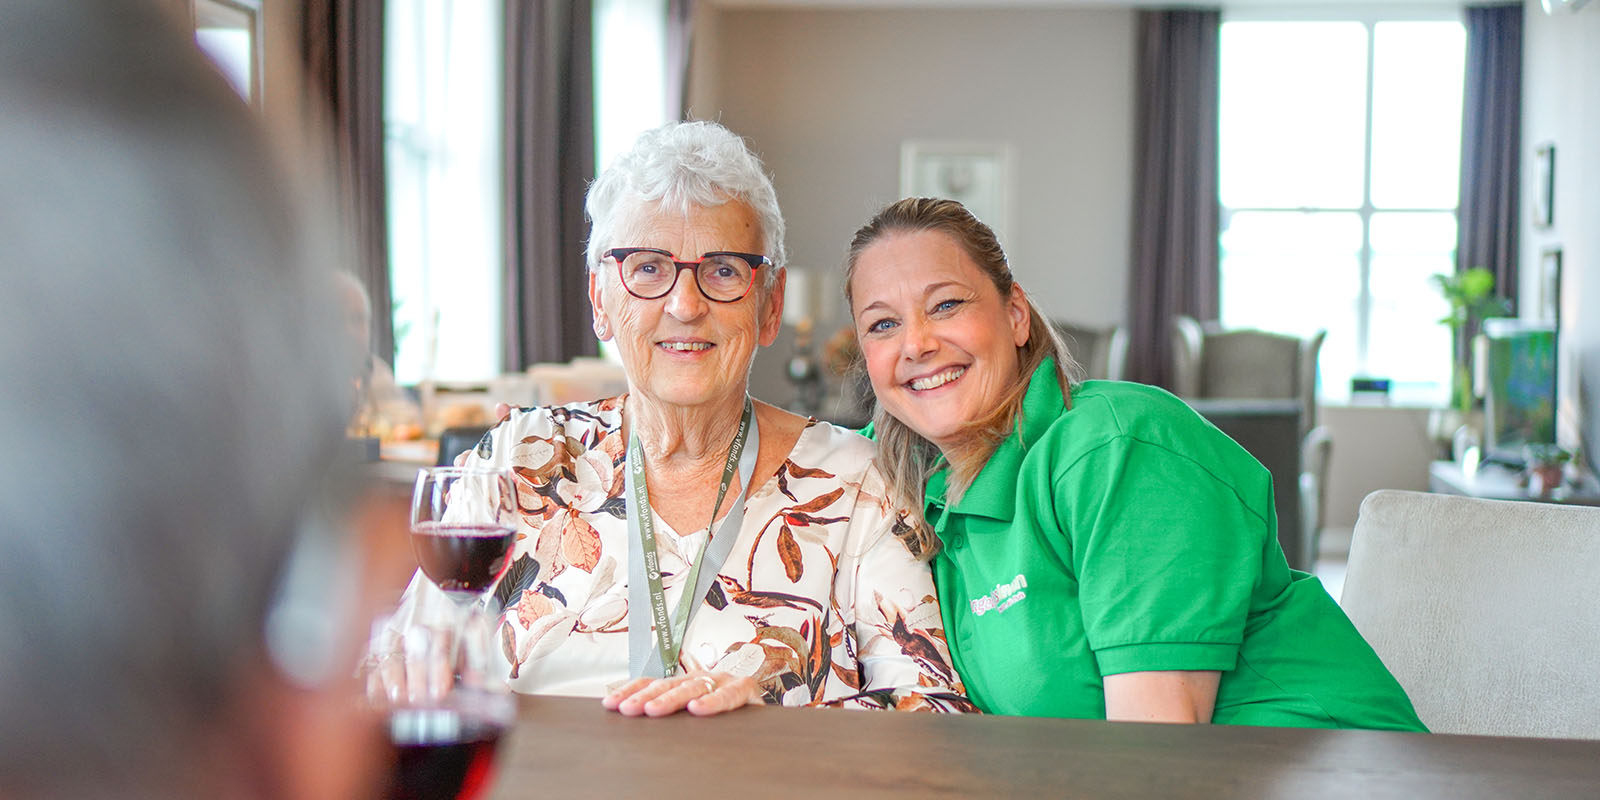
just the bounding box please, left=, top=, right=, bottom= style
left=192, top=0, right=1600, bottom=596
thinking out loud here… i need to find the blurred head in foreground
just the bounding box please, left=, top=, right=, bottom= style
left=0, top=1, right=377, bottom=798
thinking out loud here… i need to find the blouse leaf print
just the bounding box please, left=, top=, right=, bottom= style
left=777, top=526, right=804, bottom=582
left=432, top=396, right=974, bottom=710
left=561, top=515, right=602, bottom=573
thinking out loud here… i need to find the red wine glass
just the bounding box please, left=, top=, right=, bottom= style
left=366, top=611, right=516, bottom=800
left=409, top=466, right=519, bottom=607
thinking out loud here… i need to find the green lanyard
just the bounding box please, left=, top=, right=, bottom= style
left=625, top=396, right=758, bottom=678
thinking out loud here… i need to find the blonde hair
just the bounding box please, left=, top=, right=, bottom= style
left=844, top=198, right=1075, bottom=559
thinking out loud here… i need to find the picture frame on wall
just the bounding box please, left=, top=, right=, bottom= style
left=1533, top=143, right=1556, bottom=229
left=900, top=140, right=1015, bottom=242
left=1539, top=246, right=1563, bottom=327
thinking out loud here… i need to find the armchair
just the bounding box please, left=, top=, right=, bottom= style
left=1341, top=490, right=1600, bottom=738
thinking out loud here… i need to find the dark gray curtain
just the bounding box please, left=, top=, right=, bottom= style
left=1124, top=9, right=1221, bottom=390
left=503, top=0, right=598, bottom=369
left=302, top=0, right=391, bottom=363
left=665, top=0, right=695, bottom=121
left=1456, top=3, right=1522, bottom=340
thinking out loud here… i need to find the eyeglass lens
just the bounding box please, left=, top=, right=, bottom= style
left=618, top=252, right=756, bottom=301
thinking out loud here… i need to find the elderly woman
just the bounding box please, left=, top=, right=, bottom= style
left=396, top=123, right=972, bottom=717
left=844, top=197, right=1424, bottom=730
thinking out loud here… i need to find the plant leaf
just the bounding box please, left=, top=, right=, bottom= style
left=777, top=525, right=803, bottom=582
left=561, top=515, right=602, bottom=572
left=786, top=487, right=844, bottom=514
left=492, top=554, right=541, bottom=615
left=500, top=620, right=519, bottom=678
left=786, top=463, right=833, bottom=480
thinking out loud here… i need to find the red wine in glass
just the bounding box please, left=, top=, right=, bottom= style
left=386, top=707, right=507, bottom=800
left=409, top=522, right=517, bottom=595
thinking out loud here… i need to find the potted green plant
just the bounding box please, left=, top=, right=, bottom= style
left=1523, top=443, right=1572, bottom=497
left=1431, top=267, right=1511, bottom=416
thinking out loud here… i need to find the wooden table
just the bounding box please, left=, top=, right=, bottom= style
left=488, top=695, right=1600, bottom=799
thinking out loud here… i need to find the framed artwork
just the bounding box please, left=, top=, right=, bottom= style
left=1539, top=247, right=1563, bottom=327
left=900, top=140, right=1015, bottom=241
left=193, top=0, right=263, bottom=107
left=1533, top=143, right=1556, bottom=229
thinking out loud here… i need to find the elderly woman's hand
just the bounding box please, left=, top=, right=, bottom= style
left=363, top=622, right=456, bottom=706
left=602, top=671, right=762, bottom=717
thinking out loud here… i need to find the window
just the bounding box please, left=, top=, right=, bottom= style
left=193, top=0, right=260, bottom=104
left=594, top=0, right=669, bottom=174
left=593, top=0, right=669, bottom=362
left=1218, top=17, right=1466, bottom=405
left=385, top=0, right=503, bottom=384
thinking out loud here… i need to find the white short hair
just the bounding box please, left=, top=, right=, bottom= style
left=585, top=121, right=787, bottom=289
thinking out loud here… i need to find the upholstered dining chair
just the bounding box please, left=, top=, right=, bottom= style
left=1052, top=320, right=1126, bottom=381
left=1340, top=489, right=1600, bottom=739
left=1297, top=425, right=1333, bottom=575
left=1194, top=324, right=1325, bottom=440
left=436, top=425, right=493, bottom=466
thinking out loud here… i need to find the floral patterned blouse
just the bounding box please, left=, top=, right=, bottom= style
left=397, top=395, right=975, bottom=711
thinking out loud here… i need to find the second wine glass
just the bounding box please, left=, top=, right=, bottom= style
left=410, top=466, right=519, bottom=605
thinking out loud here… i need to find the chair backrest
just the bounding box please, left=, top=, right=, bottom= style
left=1052, top=320, right=1120, bottom=381
left=1171, top=314, right=1205, bottom=398
left=436, top=425, right=493, bottom=466
left=1340, top=489, right=1600, bottom=739
left=1187, top=325, right=1324, bottom=439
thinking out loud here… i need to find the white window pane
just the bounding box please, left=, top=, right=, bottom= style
left=1220, top=211, right=1362, bottom=398
left=1370, top=22, right=1466, bottom=210
left=594, top=0, right=667, bottom=174
left=1367, top=213, right=1455, bottom=404
left=196, top=29, right=252, bottom=101
left=1368, top=210, right=1457, bottom=252
left=1219, top=22, right=1368, bottom=209
left=385, top=0, right=503, bottom=384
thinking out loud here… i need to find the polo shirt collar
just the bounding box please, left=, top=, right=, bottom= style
left=927, top=358, right=1065, bottom=525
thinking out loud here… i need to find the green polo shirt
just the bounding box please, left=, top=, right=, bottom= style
left=924, top=359, right=1424, bottom=730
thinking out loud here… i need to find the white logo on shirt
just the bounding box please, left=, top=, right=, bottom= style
left=970, top=573, right=1027, bottom=617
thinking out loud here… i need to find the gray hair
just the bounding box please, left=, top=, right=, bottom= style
left=0, top=1, right=352, bottom=796
left=585, top=121, right=787, bottom=289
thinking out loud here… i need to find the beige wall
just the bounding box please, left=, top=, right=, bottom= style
left=261, top=0, right=308, bottom=124
left=690, top=5, right=1136, bottom=405
left=1521, top=1, right=1600, bottom=469
left=1322, top=405, right=1435, bottom=526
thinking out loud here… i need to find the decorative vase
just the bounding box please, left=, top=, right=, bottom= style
left=1427, top=407, right=1482, bottom=462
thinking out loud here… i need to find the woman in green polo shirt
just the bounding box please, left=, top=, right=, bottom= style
left=843, top=197, right=1424, bottom=730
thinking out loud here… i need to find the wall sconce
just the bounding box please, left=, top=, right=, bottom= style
left=783, top=267, right=824, bottom=417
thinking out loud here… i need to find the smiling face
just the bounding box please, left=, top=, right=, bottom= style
left=850, top=230, right=1030, bottom=454
left=589, top=197, right=784, bottom=413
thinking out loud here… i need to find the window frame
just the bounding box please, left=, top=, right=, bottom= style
left=1218, top=6, right=1466, bottom=405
